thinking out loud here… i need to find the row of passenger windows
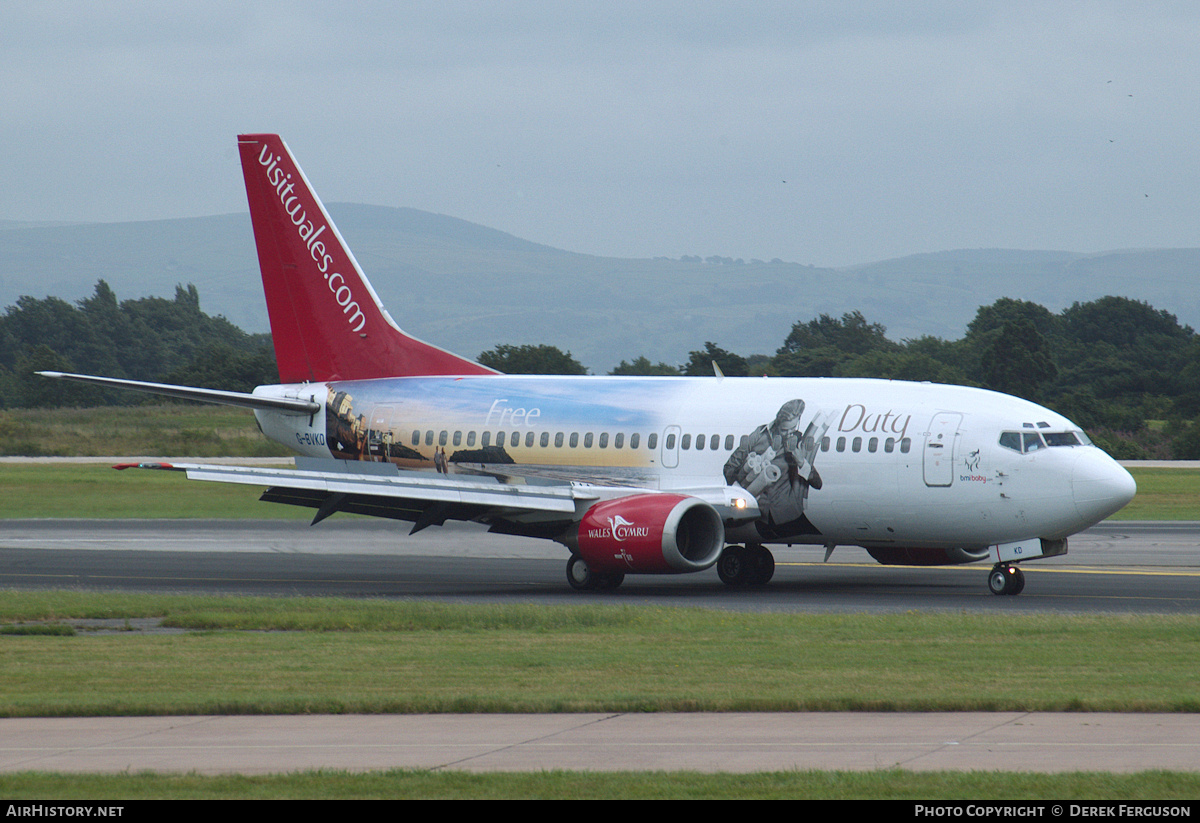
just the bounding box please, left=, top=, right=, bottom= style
left=413, top=429, right=664, bottom=450
left=824, top=436, right=912, bottom=454
left=408, top=428, right=912, bottom=456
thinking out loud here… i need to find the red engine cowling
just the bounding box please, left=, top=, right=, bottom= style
left=575, top=494, right=725, bottom=574
left=864, top=546, right=992, bottom=566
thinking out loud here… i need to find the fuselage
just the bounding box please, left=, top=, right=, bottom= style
left=253, top=374, right=1136, bottom=553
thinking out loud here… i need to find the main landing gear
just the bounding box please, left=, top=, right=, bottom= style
left=987, top=563, right=1025, bottom=596
left=716, top=544, right=775, bottom=588
left=566, top=554, right=625, bottom=592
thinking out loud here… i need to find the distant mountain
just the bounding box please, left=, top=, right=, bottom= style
left=2, top=205, right=1197, bottom=372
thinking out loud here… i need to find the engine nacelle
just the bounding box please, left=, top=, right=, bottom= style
left=572, top=494, right=726, bottom=574
left=864, top=546, right=992, bottom=566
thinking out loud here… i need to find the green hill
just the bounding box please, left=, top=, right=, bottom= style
left=3, top=206, right=1196, bottom=372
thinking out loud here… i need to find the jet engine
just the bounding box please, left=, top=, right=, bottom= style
left=863, top=546, right=992, bottom=566
left=571, top=494, right=726, bottom=574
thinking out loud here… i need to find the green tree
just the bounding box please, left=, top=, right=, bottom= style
left=778, top=311, right=896, bottom=356
left=683, top=342, right=748, bottom=377
left=979, top=319, right=1058, bottom=401
left=478, top=344, right=587, bottom=375
left=13, top=345, right=105, bottom=408
left=161, top=342, right=279, bottom=392
left=609, top=356, right=680, bottom=376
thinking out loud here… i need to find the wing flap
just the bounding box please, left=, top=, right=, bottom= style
left=137, top=461, right=582, bottom=515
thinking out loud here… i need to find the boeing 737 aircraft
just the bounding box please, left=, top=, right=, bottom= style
left=42, top=134, right=1137, bottom=596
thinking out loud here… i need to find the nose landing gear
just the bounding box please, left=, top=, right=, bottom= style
left=988, top=563, right=1025, bottom=596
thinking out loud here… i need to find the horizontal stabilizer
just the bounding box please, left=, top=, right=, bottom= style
left=37, top=372, right=319, bottom=414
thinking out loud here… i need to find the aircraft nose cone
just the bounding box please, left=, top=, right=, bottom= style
left=1072, top=451, right=1137, bottom=525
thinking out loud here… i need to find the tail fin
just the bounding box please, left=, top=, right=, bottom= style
left=237, top=134, right=495, bottom=382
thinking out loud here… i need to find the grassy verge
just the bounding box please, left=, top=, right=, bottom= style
left=1108, top=467, right=1200, bottom=520
left=0, top=463, right=305, bottom=519
left=0, top=404, right=289, bottom=458
left=0, top=463, right=1195, bottom=520
left=2, top=593, right=1198, bottom=715
left=2, top=769, right=1198, bottom=800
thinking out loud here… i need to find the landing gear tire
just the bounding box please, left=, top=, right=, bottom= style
left=566, top=555, right=624, bottom=592
left=1007, top=567, right=1025, bottom=596
left=988, top=564, right=1025, bottom=596
left=567, top=554, right=594, bottom=591
left=717, top=546, right=748, bottom=587
left=717, top=545, right=775, bottom=588
left=595, top=572, right=625, bottom=591
left=747, top=544, right=775, bottom=586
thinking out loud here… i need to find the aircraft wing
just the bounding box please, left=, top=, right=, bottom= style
left=120, top=458, right=584, bottom=534
left=117, top=458, right=758, bottom=538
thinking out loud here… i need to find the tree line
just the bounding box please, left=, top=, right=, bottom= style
left=4, top=282, right=1196, bottom=458
left=481, top=296, right=1200, bottom=460
left=0, top=280, right=276, bottom=408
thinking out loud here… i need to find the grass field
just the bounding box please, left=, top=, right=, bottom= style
left=0, top=404, right=289, bottom=458
left=0, top=462, right=1193, bottom=520
left=2, top=594, right=1199, bottom=798
left=2, top=769, right=1197, bottom=800
left=3, top=593, right=1198, bottom=715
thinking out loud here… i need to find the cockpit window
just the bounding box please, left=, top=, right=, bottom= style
left=1001, top=429, right=1091, bottom=453
left=999, top=430, right=1046, bottom=453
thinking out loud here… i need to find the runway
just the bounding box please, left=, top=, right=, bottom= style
left=0, top=519, right=1196, bottom=613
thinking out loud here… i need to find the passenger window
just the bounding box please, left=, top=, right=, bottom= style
left=681, top=434, right=691, bottom=449
left=439, top=431, right=448, bottom=446
left=885, top=437, right=895, bottom=453
left=453, top=431, right=462, bottom=446
left=724, top=434, right=734, bottom=450
left=599, top=433, right=609, bottom=448
left=570, top=433, right=579, bottom=448
left=482, top=431, right=491, bottom=447
left=525, top=431, right=534, bottom=448
left=615, top=433, right=624, bottom=449
left=836, top=437, right=846, bottom=452
left=711, top=434, right=720, bottom=450
left=467, top=431, right=476, bottom=447
left=412, top=431, right=420, bottom=446
left=555, top=432, right=564, bottom=448
left=425, top=431, right=434, bottom=446
left=695, top=434, right=704, bottom=451
left=584, top=433, right=594, bottom=448
left=852, top=437, right=862, bottom=453
left=511, top=432, right=520, bottom=448
left=821, top=437, right=830, bottom=452
left=631, top=433, right=640, bottom=449
left=900, top=438, right=911, bottom=453
left=540, top=432, right=549, bottom=448
left=868, top=437, right=878, bottom=453
left=664, top=433, right=674, bottom=449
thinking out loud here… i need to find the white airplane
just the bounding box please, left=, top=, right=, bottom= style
left=42, top=134, right=1137, bottom=596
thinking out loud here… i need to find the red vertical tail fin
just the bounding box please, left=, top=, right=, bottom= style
left=237, top=134, right=495, bottom=382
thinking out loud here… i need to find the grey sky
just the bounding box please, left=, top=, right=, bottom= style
left=3, top=2, right=1197, bottom=267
